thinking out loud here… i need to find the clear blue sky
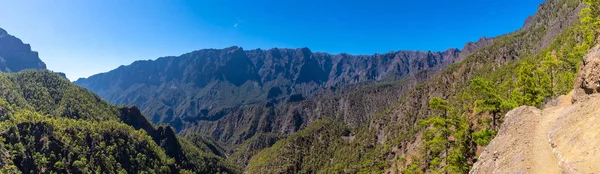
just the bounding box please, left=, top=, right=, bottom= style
left=0, top=0, right=544, bottom=81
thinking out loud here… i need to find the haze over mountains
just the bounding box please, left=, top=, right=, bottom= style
left=1, top=0, right=600, bottom=173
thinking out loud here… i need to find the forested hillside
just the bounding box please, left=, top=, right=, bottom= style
left=0, top=70, right=239, bottom=173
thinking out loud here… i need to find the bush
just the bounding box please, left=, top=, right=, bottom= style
left=472, top=129, right=497, bottom=146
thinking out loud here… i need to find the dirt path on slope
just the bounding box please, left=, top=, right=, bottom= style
left=532, top=94, right=572, bottom=174
left=470, top=94, right=573, bottom=174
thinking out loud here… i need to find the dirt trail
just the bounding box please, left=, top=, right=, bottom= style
left=470, top=94, right=573, bottom=174
left=471, top=92, right=600, bottom=173
left=471, top=43, right=600, bottom=174
left=532, top=94, right=571, bottom=173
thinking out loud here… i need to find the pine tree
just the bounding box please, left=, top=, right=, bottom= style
left=542, top=51, right=560, bottom=97
left=516, top=63, right=545, bottom=107
left=469, top=78, right=515, bottom=130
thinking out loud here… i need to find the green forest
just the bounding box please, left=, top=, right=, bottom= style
left=0, top=70, right=239, bottom=173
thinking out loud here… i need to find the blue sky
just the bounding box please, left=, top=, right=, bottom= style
left=0, top=0, right=544, bottom=81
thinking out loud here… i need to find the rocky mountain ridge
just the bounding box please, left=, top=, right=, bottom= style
left=74, top=38, right=493, bottom=132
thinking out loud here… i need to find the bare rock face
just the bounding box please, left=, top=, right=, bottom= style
left=458, top=36, right=495, bottom=61
left=572, top=44, right=600, bottom=103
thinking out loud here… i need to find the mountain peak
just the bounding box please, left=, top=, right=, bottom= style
left=0, top=27, right=6, bottom=36
left=0, top=27, right=47, bottom=72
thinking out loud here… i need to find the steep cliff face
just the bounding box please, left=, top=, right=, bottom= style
left=0, top=28, right=47, bottom=72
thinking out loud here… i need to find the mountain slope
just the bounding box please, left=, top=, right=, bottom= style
left=0, top=28, right=46, bottom=72
left=0, top=70, right=239, bottom=173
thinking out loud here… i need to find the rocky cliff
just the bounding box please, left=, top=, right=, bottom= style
left=0, top=28, right=47, bottom=72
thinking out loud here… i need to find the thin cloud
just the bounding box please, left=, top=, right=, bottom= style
left=234, top=17, right=245, bottom=29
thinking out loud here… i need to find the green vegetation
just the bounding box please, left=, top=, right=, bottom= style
left=0, top=70, right=239, bottom=173
left=407, top=98, right=473, bottom=173
left=246, top=118, right=390, bottom=174
left=469, top=78, right=516, bottom=130
left=0, top=113, right=174, bottom=173
left=228, top=132, right=285, bottom=167
left=472, top=129, right=496, bottom=146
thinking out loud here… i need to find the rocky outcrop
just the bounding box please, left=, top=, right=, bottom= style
left=572, top=44, right=600, bottom=102
left=458, top=36, right=494, bottom=61
left=0, top=27, right=46, bottom=72
left=544, top=43, right=600, bottom=173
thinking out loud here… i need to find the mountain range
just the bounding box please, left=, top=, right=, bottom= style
left=74, top=41, right=491, bottom=128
